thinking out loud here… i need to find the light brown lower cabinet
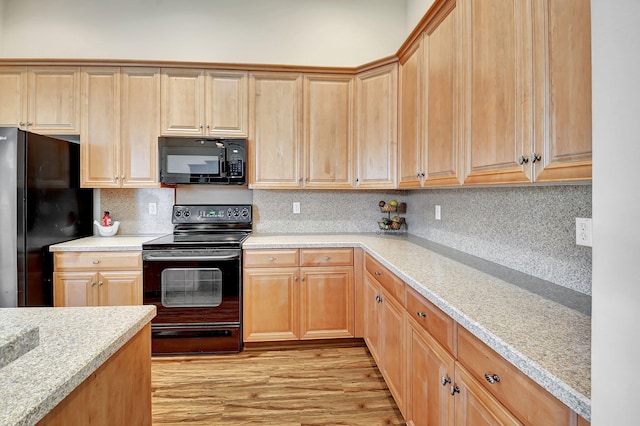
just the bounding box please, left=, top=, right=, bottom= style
left=53, top=251, right=142, bottom=307
left=243, top=248, right=354, bottom=342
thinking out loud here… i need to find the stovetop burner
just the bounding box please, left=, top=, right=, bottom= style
left=142, top=204, right=252, bottom=250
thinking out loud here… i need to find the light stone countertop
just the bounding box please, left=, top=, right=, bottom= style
left=49, top=234, right=165, bottom=252
left=0, top=305, right=156, bottom=426
left=243, top=233, right=592, bottom=421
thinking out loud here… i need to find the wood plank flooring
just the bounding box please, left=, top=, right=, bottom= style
left=151, top=344, right=405, bottom=425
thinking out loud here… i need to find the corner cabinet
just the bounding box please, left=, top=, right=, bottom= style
left=0, top=66, right=80, bottom=134
left=160, top=68, right=248, bottom=137
left=243, top=248, right=354, bottom=342
left=355, top=63, right=398, bottom=189
left=80, top=67, right=160, bottom=188
left=53, top=251, right=143, bottom=307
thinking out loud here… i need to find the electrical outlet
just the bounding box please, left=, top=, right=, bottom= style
left=293, top=202, right=301, bottom=214
left=435, top=205, right=441, bottom=220
left=149, top=202, right=157, bottom=215
left=576, top=218, right=592, bottom=247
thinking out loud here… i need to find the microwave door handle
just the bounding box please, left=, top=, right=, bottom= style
left=143, top=254, right=240, bottom=262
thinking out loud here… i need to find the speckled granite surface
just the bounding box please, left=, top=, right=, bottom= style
left=243, top=233, right=592, bottom=420
left=0, top=306, right=156, bottom=426
left=0, top=325, right=39, bottom=369
left=49, top=235, right=164, bottom=252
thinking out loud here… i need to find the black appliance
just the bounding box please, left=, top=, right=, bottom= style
left=158, top=137, right=246, bottom=185
left=142, top=204, right=252, bottom=355
left=0, top=127, right=94, bottom=307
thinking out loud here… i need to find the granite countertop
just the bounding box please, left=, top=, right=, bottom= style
left=243, top=233, right=591, bottom=420
left=0, top=305, right=156, bottom=426
left=49, top=234, right=165, bottom=252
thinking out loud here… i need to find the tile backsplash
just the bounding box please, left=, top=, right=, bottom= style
left=101, top=184, right=592, bottom=295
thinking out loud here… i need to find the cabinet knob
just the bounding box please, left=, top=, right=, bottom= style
left=121, top=175, right=125, bottom=180
left=374, top=271, right=381, bottom=276
left=484, top=373, right=501, bottom=384
left=531, top=152, right=541, bottom=163
left=268, top=256, right=275, bottom=262
left=441, top=376, right=452, bottom=386
left=92, top=260, right=100, bottom=264
left=416, top=172, right=421, bottom=178
left=517, top=155, right=529, bottom=165
left=294, top=276, right=298, bottom=281
left=324, top=256, right=330, bottom=261
left=199, top=124, right=203, bottom=129
left=301, top=277, right=305, bottom=282
left=114, top=176, right=119, bottom=180
left=417, top=311, right=427, bottom=318
left=98, top=281, right=103, bottom=287
left=421, top=172, right=425, bottom=177
left=27, top=121, right=32, bottom=126
left=91, top=281, right=96, bottom=287
left=19, top=121, right=25, bottom=127
left=206, top=124, right=210, bottom=129
left=450, top=385, right=460, bottom=396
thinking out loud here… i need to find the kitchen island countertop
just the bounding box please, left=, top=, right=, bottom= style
left=0, top=305, right=156, bottom=426
left=243, top=233, right=591, bottom=420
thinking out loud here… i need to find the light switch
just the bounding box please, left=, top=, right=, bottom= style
left=149, top=203, right=157, bottom=215
left=293, top=202, right=300, bottom=214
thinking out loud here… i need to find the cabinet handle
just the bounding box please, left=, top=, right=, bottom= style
left=294, top=276, right=298, bottom=281
left=356, top=178, right=359, bottom=183
left=517, top=155, right=529, bottom=165
left=421, top=172, right=425, bottom=177
left=450, top=385, right=460, bottom=396
left=374, top=271, right=381, bottom=276
left=441, top=376, right=452, bottom=386
left=98, top=281, right=103, bottom=287
left=531, top=152, right=541, bottom=163
left=92, top=260, right=100, bottom=264
left=114, top=176, right=119, bottom=180
left=484, top=373, right=501, bottom=384
left=417, top=311, right=427, bottom=318
left=121, top=175, right=125, bottom=180
left=416, top=172, right=421, bottom=178
left=27, top=121, right=32, bottom=126
left=199, top=124, right=203, bottom=129
left=91, top=281, right=96, bottom=287
left=19, top=121, right=25, bottom=127
left=268, top=256, right=275, bottom=262
left=301, top=277, right=305, bottom=282
left=206, top=124, right=210, bottom=130
left=324, top=256, right=330, bottom=261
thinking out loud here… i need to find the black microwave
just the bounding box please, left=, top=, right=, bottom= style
left=158, top=137, right=246, bottom=185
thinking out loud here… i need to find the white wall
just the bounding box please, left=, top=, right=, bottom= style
left=591, top=0, right=640, bottom=423
left=406, top=0, right=434, bottom=33
left=0, top=0, right=407, bottom=67
left=0, top=0, right=5, bottom=50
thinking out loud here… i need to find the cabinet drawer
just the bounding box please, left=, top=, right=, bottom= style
left=405, top=286, right=456, bottom=354
left=300, top=248, right=353, bottom=267
left=457, top=326, right=572, bottom=425
left=54, top=251, right=142, bottom=271
left=244, top=249, right=299, bottom=268
left=364, top=253, right=405, bottom=305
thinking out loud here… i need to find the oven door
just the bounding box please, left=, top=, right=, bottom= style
left=142, top=248, right=243, bottom=354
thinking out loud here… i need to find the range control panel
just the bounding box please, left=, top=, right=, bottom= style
left=172, top=204, right=252, bottom=224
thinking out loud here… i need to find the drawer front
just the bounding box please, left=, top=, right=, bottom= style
left=405, top=287, right=456, bottom=354
left=244, top=249, right=299, bottom=268
left=364, top=253, right=405, bottom=305
left=457, top=326, right=572, bottom=425
left=300, top=248, right=353, bottom=267
left=54, top=251, right=142, bottom=271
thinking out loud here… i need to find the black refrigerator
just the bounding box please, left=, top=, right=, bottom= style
left=0, top=127, right=93, bottom=307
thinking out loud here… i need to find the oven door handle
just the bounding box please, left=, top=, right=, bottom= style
left=143, top=254, right=240, bottom=262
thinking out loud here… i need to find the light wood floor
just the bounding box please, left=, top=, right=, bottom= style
left=151, top=344, right=406, bottom=425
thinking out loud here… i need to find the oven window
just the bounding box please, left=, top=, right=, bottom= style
left=161, top=268, right=222, bottom=308
left=166, top=155, right=219, bottom=174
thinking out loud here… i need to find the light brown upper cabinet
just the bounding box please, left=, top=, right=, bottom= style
left=303, top=74, right=355, bottom=189
left=531, top=0, right=592, bottom=182
left=355, top=63, right=398, bottom=189
left=461, top=0, right=591, bottom=185
left=248, top=72, right=303, bottom=189
left=81, top=67, right=160, bottom=188
left=0, top=66, right=80, bottom=134
left=160, top=68, right=248, bottom=137
left=398, top=0, right=462, bottom=188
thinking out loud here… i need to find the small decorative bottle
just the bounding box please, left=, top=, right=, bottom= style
left=102, top=211, right=112, bottom=227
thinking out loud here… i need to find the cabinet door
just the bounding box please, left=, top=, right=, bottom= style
left=53, top=271, right=98, bottom=307
left=80, top=67, right=121, bottom=188
left=303, top=74, right=354, bottom=189
left=362, top=274, right=381, bottom=364
left=380, top=287, right=406, bottom=416
left=405, top=315, right=455, bottom=426
left=205, top=70, right=248, bottom=137
left=398, top=40, right=424, bottom=188
left=355, top=63, right=398, bottom=189
left=461, top=0, right=533, bottom=185
left=249, top=72, right=303, bottom=189
left=454, top=363, right=523, bottom=425
left=160, top=68, right=205, bottom=136
left=299, top=266, right=354, bottom=339
left=0, top=66, right=27, bottom=128
left=98, top=271, right=142, bottom=306
left=27, top=66, right=81, bottom=135
left=423, top=1, right=463, bottom=187
left=532, top=0, right=592, bottom=182
left=243, top=267, right=299, bottom=342
left=121, top=67, right=161, bottom=188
